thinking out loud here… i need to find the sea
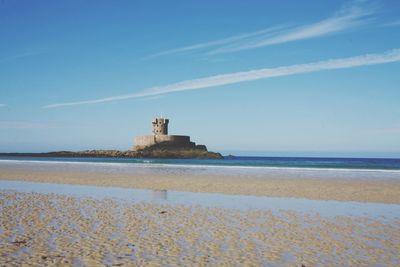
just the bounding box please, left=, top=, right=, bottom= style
left=0, top=156, right=399, bottom=180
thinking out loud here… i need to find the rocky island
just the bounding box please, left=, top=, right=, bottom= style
left=0, top=118, right=223, bottom=159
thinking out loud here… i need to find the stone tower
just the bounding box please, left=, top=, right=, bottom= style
left=152, top=118, right=169, bottom=135
left=134, top=117, right=208, bottom=151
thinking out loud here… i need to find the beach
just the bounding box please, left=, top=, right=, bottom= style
left=3, top=0, right=400, bottom=265
left=1, top=189, right=399, bottom=266
left=1, top=159, right=400, bottom=266
left=0, top=168, right=400, bottom=204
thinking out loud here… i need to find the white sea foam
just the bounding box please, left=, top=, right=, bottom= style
left=0, top=159, right=399, bottom=174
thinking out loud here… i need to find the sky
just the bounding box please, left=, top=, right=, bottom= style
left=0, top=0, right=400, bottom=157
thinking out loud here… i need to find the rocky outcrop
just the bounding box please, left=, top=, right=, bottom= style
left=0, top=147, right=223, bottom=159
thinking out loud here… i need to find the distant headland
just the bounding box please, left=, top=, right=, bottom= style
left=0, top=118, right=223, bottom=159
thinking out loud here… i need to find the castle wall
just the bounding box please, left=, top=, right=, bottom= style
left=134, top=135, right=191, bottom=150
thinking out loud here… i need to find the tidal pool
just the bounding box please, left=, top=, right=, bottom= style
left=1, top=180, right=399, bottom=266
left=0, top=180, right=399, bottom=219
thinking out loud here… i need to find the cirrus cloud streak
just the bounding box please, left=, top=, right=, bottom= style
left=44, top=48, right=400, bottom=109
left=147, top=1, right=376, bottom=57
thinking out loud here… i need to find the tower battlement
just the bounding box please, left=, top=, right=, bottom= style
left=152, top=118, right=169, bottom=135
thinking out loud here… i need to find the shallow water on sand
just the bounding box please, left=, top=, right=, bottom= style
left=0, top=184, right=399, bottom=266
left=1, top=180, right=399, bottom=219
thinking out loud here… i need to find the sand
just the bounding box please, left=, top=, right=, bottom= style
left=1, top=164, right=400, bottom=266
left=0, top=168, right=400, bottom=204
left=1, top=191, right=399, bottom=266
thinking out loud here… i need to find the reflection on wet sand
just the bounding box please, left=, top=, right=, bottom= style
left=0, top=180, right=399, bottom=218
left=152, top=189, right=168, bottom=201
left=0, top=190, right=399, bottom=266
left=2, top=167, right=400, bottom=204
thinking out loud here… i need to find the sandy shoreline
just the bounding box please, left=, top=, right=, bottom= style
left=1, top=191, right=399, bottom=266
left=1, top=168, right=400, bottom=204
left=1, top=166, right=400, bottom=266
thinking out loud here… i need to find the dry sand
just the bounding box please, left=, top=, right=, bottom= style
left=1, top=168, right=400, bottom=204
left=1, top=191, right=399, bottom=266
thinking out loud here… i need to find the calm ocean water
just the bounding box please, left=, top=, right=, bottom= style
left=1, top=156, right=400, bottom=182
left=0, top=156, right=399, bottom=171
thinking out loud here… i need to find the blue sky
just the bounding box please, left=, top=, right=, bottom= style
left=0, top=0, right=400, bottom=157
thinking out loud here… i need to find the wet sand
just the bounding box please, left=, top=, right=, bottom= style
left=0, top=168, right=400, bottom=204
left=1, top=191, right=399, bottom=266
left=1, top=163, right=400, bottom=266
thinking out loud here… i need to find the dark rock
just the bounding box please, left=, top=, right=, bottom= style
left=195, top=145, right=207, bottom=151
left=0, top=148, right=223, bottom=159
left=12, top=240, right=27, bottom=245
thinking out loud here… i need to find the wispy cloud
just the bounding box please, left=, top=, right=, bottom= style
left=209, top=1, right=376, bottom=55
left=0, top=121, right=54, bottom=129
left=147, top=1, right=376, bottom=57
left=382, top=19, right=400, bottom=27
left=144, top=26, right=287, bottom=59
left=44, top=48, right=400, bottom=108
left=0, top=50, right=45, bottom=64
left=0, top=104, right=6, bottom=107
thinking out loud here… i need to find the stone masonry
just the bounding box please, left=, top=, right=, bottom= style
left=133, top=118, right=206, bottom=151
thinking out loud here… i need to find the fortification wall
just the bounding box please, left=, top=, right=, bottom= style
left=134, top=135, right=191, bottom=150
